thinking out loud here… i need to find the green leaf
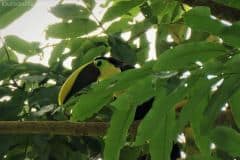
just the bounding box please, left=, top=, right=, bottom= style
left=187, top=155, right=219, bottom=160
left=213, top=0, right=240, bottom=10
left=201, top=75, right=240, bottom=134
left=0, top=135, right=28, bottom=156
left=123, top=76, right=155, bottom=106
left=46, top=19, right=98, bottom=39
left=71, top=62, right=153, bottom=121
left=28, top=86, right=59, bottom=106
left=106, top=17, right=131, bottom=34
left=76, top=45, right=108, bottom=67
left=153, top=42, right=226, bottom=71
left=0, top=89, right=27, bottom=120
left=149, top=110, right=176, bottom=160
left=104, top=76, right=154, bottom=160
left=220, top=22, right=240, bottom=48
left=104, top=94, right=135, bottom=160
left=109, top=36, right=137, bottom=65
left=179, top=77, right=214, bottom=130
left=68, top=37, right=107, bottom=55
left=50, top=4, right=89, bottom=20
left=83, top=0, right=96, bottom=9
left=211, top=127, right=240, bottom=156
left=229, top=89, right=240, bottom=129
left=90, top=61, right=153, bottom=93
left=0, top=87, right=12, bottom=97
left=0, top=47, right=18, bottom=63
left=49, top=41, right=67, bottom=66
left=120, top=146, right=141, bottom=160
left=189, top=30, right=210, bottom=42
left=131, top=20, right=152, bottom=37
left=151, top=0, right=179, bottom=23
left=136, top=34, right=149, bottom=65
left=71, top=90, right=113, bottom=121
left=184, top=7, right=225, bottom=35
left=224, top=53, right=240, bottom=73
left=0, top=0, right=37, bottom=29
left=135, top=83, right=187, bottom=145
left=184, top=7, right=240, bottom=48
left=5, top=35, right=41, bottom=55
left=179, top=77, right=217, bottom=155
left=102, top=0, right=144, bottom=22
left=0, top=62, right=48, bottom=80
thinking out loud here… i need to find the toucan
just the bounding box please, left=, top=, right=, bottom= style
left=58, top=56, right=152, bottom=119
left=58, top=57, right=133, bottom=105
left=58, top=56, right=181, bottom=160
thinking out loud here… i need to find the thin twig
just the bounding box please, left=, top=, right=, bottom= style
left=0, top=36, right=10, bottom=61
left=84, top=3, right=108, bottom=35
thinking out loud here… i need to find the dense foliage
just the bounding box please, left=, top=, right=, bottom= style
left=1, top=0, right=240, bottom=159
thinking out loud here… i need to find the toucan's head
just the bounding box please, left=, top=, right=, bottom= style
left=93, top=57, right=121, bottom=81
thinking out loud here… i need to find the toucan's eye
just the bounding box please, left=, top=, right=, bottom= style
left=96, top=60, right=102, bottom=67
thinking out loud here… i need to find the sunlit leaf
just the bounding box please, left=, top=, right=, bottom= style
left=71, top=90, right=113, bottom=121
left=83, top=0, right=95, bottom=9
left=201, top=75, right=240, bottom=133
left=76, top=45, right=108, bottom=67
left=0, top=62, right=48, bottom=80
left=46, top=19, right=98, bottom=38
left=149, top=110, right=176, bottom=160
left=104, top=76, right=154, bottom=160
left=5, top=35, right=41, bottom=55
left=102, top=0, right=144, bottom=22
left=179, top=77, right=217, bottom=155
left=153, top=42, right=226, bottom=71
left=49, top=41, right=67, bottom=66
left=0, top=47, right=18, bottom=63
left=184, top=7, right=225, bottom=35
left=51, top=4, right=89, bottom=20
left=104, top=94, right=135, bottom=160
left=106, top=17, right=131, bottom=34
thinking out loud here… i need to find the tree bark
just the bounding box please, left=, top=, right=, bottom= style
left=0, top=121, right=140, bottom=136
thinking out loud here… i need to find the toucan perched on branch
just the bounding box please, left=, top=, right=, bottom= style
left=58, top=56, right=181, bottom=160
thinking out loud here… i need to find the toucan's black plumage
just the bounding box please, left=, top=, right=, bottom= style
left=171, top=143, right=181, bottom=160
left=64, top=63, right=100, bottom=104
left=134, top=98, right=154, bottom=120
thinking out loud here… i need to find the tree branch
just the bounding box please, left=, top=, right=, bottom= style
left=182, top=0, right=240, bottom=22
left=0, top=121, right=140, bottom=136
